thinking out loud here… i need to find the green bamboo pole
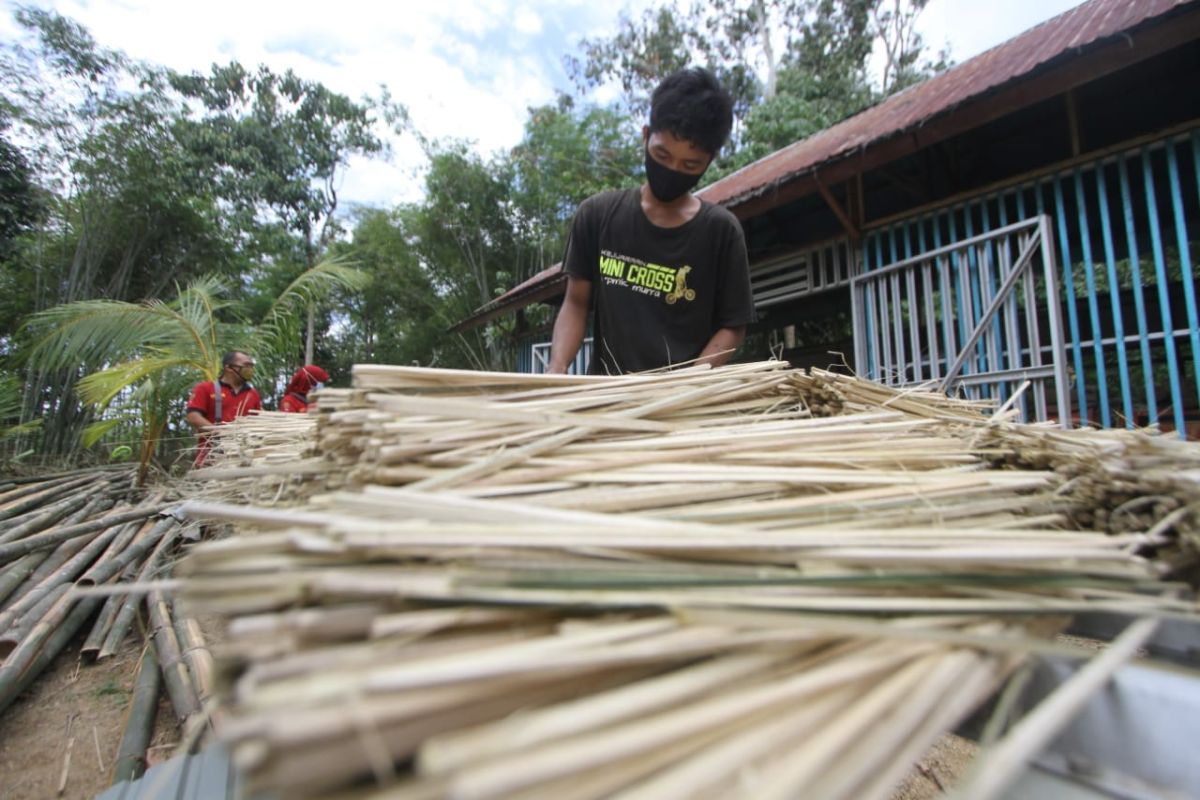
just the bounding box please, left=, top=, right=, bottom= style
left=147, top=588, right=200, bottom=725
left=0, top=550, right=53, bottom=607
left=83, top=515, right=179, bottom=586
left=0, top=497, right=114, bottom=614
left=0, top=524, right=120, bottom=636
left=0, top=595, right=101, bottom=717
left=0, top=473, right=84, bottom=507
left=0, top=474, right=100, bottom=522
left=111, top=643, right=160, bottom=784
left=0, top=464, right=132, bottom=490
left=0, top=503, right=170, bottom=563
left=0, top=494, right=91, bottom=545
left=0, top=583, right=71, bottom=656
left=82, top=519, right=160, bottom=660
left=98, top=525, right=181, bottom=660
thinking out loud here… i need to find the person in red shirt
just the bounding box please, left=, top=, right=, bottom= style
left=280, top=364, right=329, bottom=414
left=185, top=350, right=263, bottom=466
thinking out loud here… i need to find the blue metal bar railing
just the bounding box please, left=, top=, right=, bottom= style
left=860, top=129, right=1200, bottom=437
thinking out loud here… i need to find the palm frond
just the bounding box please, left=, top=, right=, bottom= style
left=81, top=417, right=128, bottom=448
left=77, top=355, right=203, bottom=408
left=264, top=255, right=370, bottom=322
left=257, top=254, right=370, bottom=367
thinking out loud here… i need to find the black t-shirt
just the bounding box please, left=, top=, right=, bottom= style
left=562, top=188, right=755, bottom=374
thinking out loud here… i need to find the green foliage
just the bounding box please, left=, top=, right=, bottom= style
left=20, top=258, right=365, bottom=477
left=0, top=9, right=396, bottom=456
left=509, top=96, right=642, bottom=268
left=0, top=373, right=40, bottom=440
left=567, top=0, right=949, bottom=177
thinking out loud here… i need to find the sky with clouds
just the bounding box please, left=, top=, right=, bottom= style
left=2, top=0, right=1086, bottom=209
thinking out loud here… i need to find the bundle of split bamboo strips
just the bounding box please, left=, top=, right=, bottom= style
left=176, top=361, right=1200, bottom=799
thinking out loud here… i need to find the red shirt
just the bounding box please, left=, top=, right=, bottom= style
left=187, top=380, right=262, bottom=465
left=279, top=392, right=308, bottom=414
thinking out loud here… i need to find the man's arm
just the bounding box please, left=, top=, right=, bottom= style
left=186, top=410, right=214, bottom=434
left=696, top=325, right=746, bottom=368
left=546, top=276, right=592, bottom=374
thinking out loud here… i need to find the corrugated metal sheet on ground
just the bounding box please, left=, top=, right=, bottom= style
left=94, top=744, right=239, bottom=800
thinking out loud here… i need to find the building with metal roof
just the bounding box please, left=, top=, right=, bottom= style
left=454, top=0, right=1200, bottom=435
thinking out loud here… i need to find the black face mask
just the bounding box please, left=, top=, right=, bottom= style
left=644, top=146, right=705, bottom=203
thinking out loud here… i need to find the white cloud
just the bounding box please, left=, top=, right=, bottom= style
left=920, top=0, right=1087, bottom=63
left=513, top=6, right=544, bottom=36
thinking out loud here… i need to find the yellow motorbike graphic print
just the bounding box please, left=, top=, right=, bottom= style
left=665, top=265, right=696, bottom=304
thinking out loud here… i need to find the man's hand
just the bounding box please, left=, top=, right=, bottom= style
left=186, top=410, right=215, bottom=434
left=696, top=326, right=746, bottom=368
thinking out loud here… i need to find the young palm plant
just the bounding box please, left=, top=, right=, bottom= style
left=21, top=257, right=368, bottom=484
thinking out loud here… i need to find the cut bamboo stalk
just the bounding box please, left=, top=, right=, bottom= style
left=0, top=494, right=91, bottom=545
left=0, top=550, right=53, bottom=607
left=0, top=474, right=82, bottom=506
left=147, top=587, right=201, bottom=725
left=97, top=523, right=181, bottom=660
left=0, top=503, right=170, bottom=562
left=0, top=587, right=85, bottom=708
left=0, top=474, right=99, bottom=523
left=0, top=525, right=119, bottom=637
left=0, top=595, right=101, bottom=717
left=111, top=643, right=160, bottom=783
left=0, top=496, right=116, bottom=612
left=0, top=583, right=72, bottom=656
left=82, top=517, right=162, bottom=659
left=173, top=613, right=215, bottom=711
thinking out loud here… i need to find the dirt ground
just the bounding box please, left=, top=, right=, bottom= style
left=0, top=633, right=181, bottom=800
left=891, top=735, right=979, bottom=799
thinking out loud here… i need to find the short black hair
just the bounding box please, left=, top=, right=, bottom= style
left=648, top=67, right=734, bottom=157
left=222, top=350, right=247, bottom=369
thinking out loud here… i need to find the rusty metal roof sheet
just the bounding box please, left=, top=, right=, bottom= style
left=448, top=264, right=565, bottom=333
left=699, top=0, right=1194, bottom=208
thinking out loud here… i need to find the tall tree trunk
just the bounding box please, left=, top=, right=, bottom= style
left=305, top=302, right=315, bottom=364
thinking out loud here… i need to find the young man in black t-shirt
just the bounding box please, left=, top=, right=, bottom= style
left=546, top=67, right=755, bottom=375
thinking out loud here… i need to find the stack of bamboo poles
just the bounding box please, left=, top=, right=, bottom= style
left=176, top=361, right=1200, bottom=799
left=0, top=465, right=217, bottom=782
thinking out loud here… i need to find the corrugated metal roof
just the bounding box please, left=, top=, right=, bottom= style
left=699, top=0, right=1193, bottom=207
left=447, top=264, right=565, bottom=333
